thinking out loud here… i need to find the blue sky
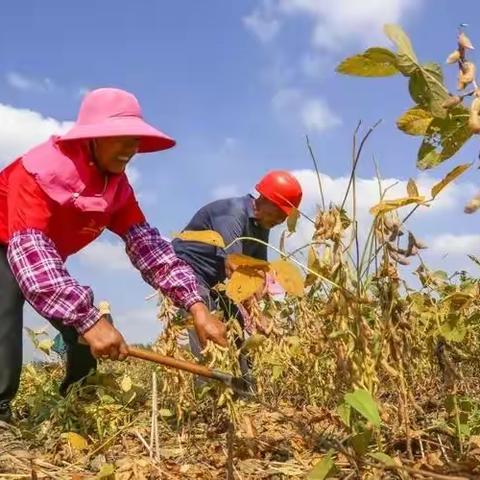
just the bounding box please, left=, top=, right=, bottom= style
left=2, top=0, right=480, bottom=358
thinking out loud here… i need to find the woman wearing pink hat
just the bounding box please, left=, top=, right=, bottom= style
left=0, top=88, right=227, bottom=423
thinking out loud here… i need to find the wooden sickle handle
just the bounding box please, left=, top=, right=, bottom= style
left=127, top=346, right=216, bottom=379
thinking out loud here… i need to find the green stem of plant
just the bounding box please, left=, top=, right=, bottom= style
left=306, top=134, right=326, bottom=211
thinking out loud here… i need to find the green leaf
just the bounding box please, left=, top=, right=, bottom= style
left=241, top=333, right=267, bottom=353
left=336, top=47, right=398, bottom=77
left=344, top=389, right=382, bottom=427
left=369, top=452, right=397, bottom=467
left=306, top=450, right=335, bottom=480
left=417, top=106, right=472, bottom=169
left=350, top=429, right=372, bottom=456
left=384, top=24, right=418, bottom=75
left=95, top=464, right=115, bottom=480
left=396, top=107, right=433, bottom=136
left=431, top=270, right=448, bottom=282
left=439, top=315, right=467, bottom=342
left=337, top=402, right=351, bottom=427
left=272, top=365, right=283, bottom=380
left=384, top=23, right=449, bottom=118
left=383, top=25, right=451, bottom=120
left=417, top=145, right=442, bottom=170
left=408, top=63, right=449, bottom=119
left=431, top=163, right=471, bottom=198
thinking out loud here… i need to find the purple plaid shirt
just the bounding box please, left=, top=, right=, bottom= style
left=7, top=223, right=202, bottom=334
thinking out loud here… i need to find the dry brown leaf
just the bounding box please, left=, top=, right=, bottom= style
left=370, top=196, right=425, bottom=216
left=431, top=163, right=471, bottom=198
left=406, top=178, right=420, bottom=197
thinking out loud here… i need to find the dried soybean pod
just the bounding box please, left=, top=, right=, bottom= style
left=469, top=97, right=480, bottom=133
left=462, top=62, right=476, bottom=84
left=389, top=251, right=410, bottom=266
left=442, top=95, right=462, bottom=109
left=459, top=32, right=474, bottom=50
left=458, top=70, right=467, bottom=90
left=464, top=193, right=480, bottom=214
left=446, top=50, right=461, bottom=64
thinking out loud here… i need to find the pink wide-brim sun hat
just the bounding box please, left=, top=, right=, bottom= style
left=59, top=88, right=175, bottom=153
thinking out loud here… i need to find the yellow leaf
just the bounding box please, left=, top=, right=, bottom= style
left=287, top=207, right=300, bottom=233
left=406, top=178, right=420, bottom=197
left=336, top=47, right=398, bottom=77
left=270, top=259, right=304, bottom=297
left=120, top=375, right=132, bottom=392
left=369, top=196, right=425, bottom=216
left=38, top=338, right=53, bottom=355
left=174, top=230, right=225, bottom=248
left=227, top=253, right=270, bottom=270
left=396, top=107, right=433, bottom=136
left=159, top=408, right=174, bottom=417
left=64, top=432, right=89, bottom=451
left=226, top=268, right=265, bottom=303
left=305, top=247, right=321, bottom=287
left=431, top=163, right=471, bottom=199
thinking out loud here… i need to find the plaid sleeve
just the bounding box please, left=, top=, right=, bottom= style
left=124, top=223, right=203, bottom=310
left=7, top=229, right=101, bottom=334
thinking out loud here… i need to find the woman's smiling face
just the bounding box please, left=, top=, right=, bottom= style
left=92, top=136, right=140, bottom=174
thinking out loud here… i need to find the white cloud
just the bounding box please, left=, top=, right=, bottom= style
left=243, top=0, right=282, bottom=43
left=300, top=53, right=327, bottom=78
left=0, top=103, right=73, bottom=165
left=6, top=72, right=55, bottom=92
left=300, top=98, right=341, bottom=131
left=268, top=0, right=420, bottom=50
left=79, top=239, right=131, bottom=271
left=272, top=88, right=341, bottom=132
left=429, top=234, right=480, bottom=259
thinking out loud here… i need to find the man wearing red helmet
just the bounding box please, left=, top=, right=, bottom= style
left=172, top=171, right=302, bottom=359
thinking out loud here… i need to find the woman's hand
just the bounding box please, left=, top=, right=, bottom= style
left=82, top=315, right=129, bottom=360
left=189, top=302, right=227, bottom=347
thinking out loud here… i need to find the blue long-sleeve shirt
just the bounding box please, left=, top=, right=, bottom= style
left=172, top=195, right=269, bottom=288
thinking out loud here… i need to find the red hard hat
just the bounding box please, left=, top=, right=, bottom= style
left=255, top=170, right=303, bottom=215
